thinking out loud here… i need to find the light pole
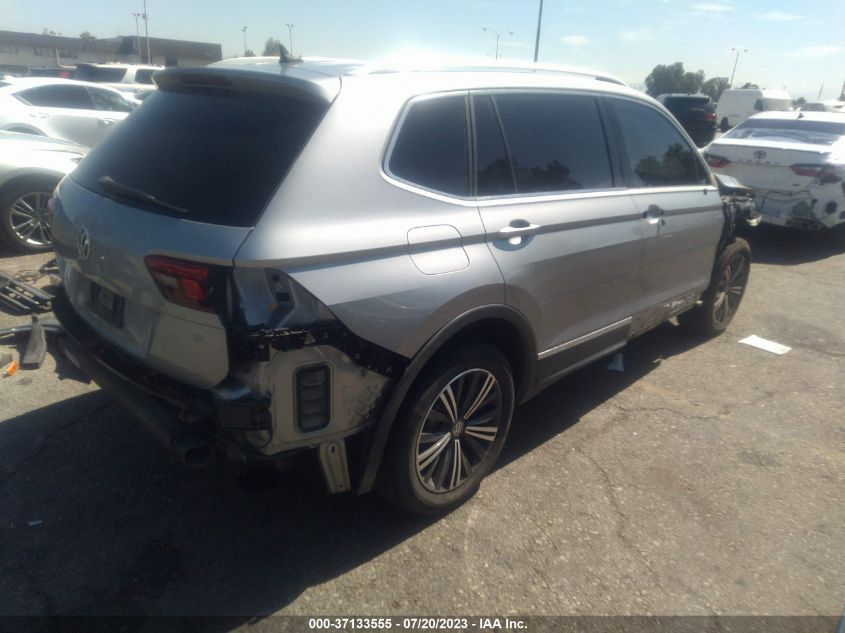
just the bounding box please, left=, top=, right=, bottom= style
left=533, top=0, right=544, bottom=63
left=729, top=47, right=747, bottom=88
left=131, top=12, right=142, bottom=64
left=286, top=23, right=294, bottom=55
left=142, top=0, right=151, bottom=64
left=482, top=27, right=513, bottom=60
left=241, top=26, right=248, bottom=56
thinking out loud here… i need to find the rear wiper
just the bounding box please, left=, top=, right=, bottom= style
left=97, top=176, right=188, bottom=216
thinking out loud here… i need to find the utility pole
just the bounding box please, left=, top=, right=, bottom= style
left=482, top=27, right=513, bottom=60
left=142, top=0, right=151, bottom=64
left=131, top=12, right=142, bottom=63
left=533, top=0, right=544, bottom=63
left=729, top=47, right=747, bottom=88
left=286, top=23, right=294, bottom=55
left=241, top=26, right=247, bottom=56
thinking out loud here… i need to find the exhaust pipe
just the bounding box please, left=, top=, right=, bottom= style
left=56, top=334, right=214, bottom=468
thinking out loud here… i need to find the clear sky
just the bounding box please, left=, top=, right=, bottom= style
left=4, top=0, right=845, bottom=100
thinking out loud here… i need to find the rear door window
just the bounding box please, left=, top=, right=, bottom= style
left=17, top=84, right=95, bottom=110
left=610, top=99, right=708, bottom=187
left=72, top=89, right=328, bottom=227
left=388, top=95, right=470, bottom=197
left=87, top=87, right=134, bottom=112
left=492, top=92, right=614, bottom=194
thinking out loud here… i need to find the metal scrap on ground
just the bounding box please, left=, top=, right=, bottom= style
left=0, top=270, right=52, bottom=314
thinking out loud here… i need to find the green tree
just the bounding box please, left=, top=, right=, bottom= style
left=263, top=37, right=282, bottom=56
left=244, top=49, right=256, bottom=57
left=644, top=63, right=705, bottom=97
left=740, top=82, right=759, bottom=89
left=701, top=76, right=730, bottom=102
left=79, top=31, right=96, bottom=50
left=794, top=96, right=807, bottom=107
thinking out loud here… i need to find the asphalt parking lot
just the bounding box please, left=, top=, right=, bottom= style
left=0, top=226, right=843, bottom=623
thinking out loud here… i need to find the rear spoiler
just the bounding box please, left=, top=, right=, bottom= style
left=153, top=67, right=340, bottom=105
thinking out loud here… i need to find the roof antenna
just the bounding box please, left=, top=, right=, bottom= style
left=279, top=43, right=302, bottom=65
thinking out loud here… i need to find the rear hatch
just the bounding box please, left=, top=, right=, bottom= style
left=706, top=137, right=831, bottom=189
left=52, top=68, right=334, bottom=388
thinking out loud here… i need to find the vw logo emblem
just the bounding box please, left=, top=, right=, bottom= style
left=77, top=227, right=91, bottom=261
left=754, top=150, right=767, bottom=160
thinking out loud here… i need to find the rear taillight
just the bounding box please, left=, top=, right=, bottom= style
left=704, top=111, right=717, bottom=121
left=791, top=164, right=843, bottom=183
left=704, top=153, right=731, bottom=168
left=145, top=255, right=216, bottom=312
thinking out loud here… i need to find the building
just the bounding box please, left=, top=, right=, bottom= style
left=0, top=30, right=222, bottom=74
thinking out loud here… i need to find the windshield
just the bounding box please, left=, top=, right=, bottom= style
left=664, top=97, right=711, bottom=111
left=725, top=118, right=845, bottom=146
left=761, top=98, right=794, bottom=111
left=73, top=66, right=126, bottom=83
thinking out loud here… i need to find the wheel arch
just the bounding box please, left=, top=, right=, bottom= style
left=355, top=304, right=537, bottom=494
left=0, top=171, right=63, bottom=205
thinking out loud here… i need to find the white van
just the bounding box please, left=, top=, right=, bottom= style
left=716, top=89, right=793, bottom=131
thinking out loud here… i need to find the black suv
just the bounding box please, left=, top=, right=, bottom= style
left=657, top=94, right=717, bottom=147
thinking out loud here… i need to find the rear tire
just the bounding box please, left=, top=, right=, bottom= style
left=720, top=117, right=730, bottom=133
left=677, top=238, right=751, bottom=338
left=377, top=344, right=514, bottom=515
left=0, top=177, right=58, bottom=253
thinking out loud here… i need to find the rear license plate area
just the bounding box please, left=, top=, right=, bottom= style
left=89, top=282, right=125, bottom=327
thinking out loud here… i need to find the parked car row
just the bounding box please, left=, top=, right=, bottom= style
left=5, top=54, right=838, bottom=514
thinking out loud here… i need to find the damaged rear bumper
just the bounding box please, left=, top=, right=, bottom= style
left=52, top=288, right=402, bottom=491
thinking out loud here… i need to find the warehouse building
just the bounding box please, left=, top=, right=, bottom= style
left=0, top=30, right=222, bottom=74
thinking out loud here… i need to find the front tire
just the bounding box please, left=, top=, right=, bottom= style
left=678, top=238, right=751, bottom=337
left=378, top=344, right=515, bottom=515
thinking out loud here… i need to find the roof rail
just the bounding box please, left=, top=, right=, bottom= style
left=351, top=59, right=627, bottom=86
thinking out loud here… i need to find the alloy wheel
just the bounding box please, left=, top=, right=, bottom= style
left=712, top=253, right=748, bottom=327
left=9, top=191, right=52, bottom=248
left=414, top=368, right=503, bottom=493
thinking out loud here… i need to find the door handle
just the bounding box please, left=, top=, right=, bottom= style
left=643, top=205, right=665, bottom=225
left=498, top=223, right=540, bottom=239
left=98, top=119, right=116, bottom=127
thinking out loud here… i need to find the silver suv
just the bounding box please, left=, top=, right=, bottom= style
left=50, top=57, right=752, bottom=514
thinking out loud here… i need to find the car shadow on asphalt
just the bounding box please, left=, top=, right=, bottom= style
left=0, top=322, right=701, bottom=624
left=742, top=224, right=845, bottom=266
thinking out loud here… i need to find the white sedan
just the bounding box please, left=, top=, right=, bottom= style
left=0, top=78, right=137, bottom=149
left=703, top=111, right=845, bottom=231
left=0, top=131, right=87, bottom=252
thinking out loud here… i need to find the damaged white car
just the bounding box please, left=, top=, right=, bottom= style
left=704, top=111, right=845, bottom=232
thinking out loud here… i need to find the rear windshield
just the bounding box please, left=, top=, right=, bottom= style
left=663, top=97, right=712, bottom=112
left=725, top=118, right=845, bottom=146
left=74, top=66, right=126, bottom=82
left=72, top=89, right=327, bottom=227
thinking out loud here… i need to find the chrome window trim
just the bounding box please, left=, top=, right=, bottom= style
left=538, top=317, right=632, bottom=360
